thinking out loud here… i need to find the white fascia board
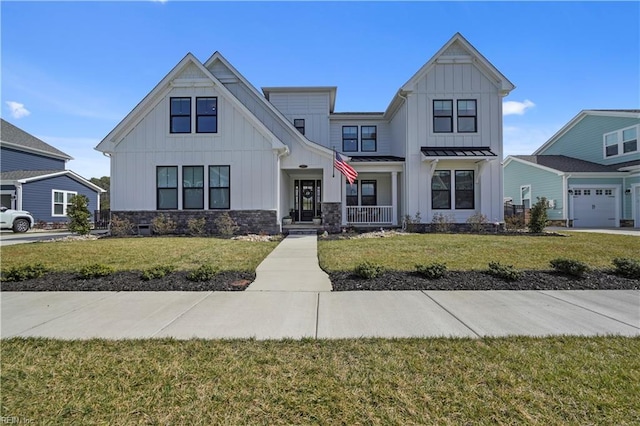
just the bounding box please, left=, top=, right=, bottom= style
left=567, top=172, right=629, bottom=179
left=352, top=163, right=404, bottom=173
left=502, top=156, right=564, bottom=176
left=204, top=52, right=333, bottom=159
left=1, top=141, right=72, bottom=161
left=618, top=164, right=640, bottom=172
left=17, top=170, right=105, bottom=192
left=329, top=113, right=386, bottom=121
left=262, top=86, right=337, bottom=112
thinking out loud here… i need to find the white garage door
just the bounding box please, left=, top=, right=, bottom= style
left=572, top=188, right=617, bottom=227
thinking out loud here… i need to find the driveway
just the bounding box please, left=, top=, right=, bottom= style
left=0, top=230, right=107, bottom=246
left=546, top=227, right=640, bottom=236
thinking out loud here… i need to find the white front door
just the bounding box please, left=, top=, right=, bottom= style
left=571, top=187, right=617, bottom=227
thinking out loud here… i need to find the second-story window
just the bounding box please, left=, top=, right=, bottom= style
left=361, top=126, right=377, bottom=152
left=170, top=98, right=191, bottom=133
left=294, top=119, right=305, bottom=135
left=457, top=100, right=477, bottom=133
left=433, top=100, right=453, bottom=133
left=342, top=126, right=358, bottom=152
left=196, top=97, right=217, bottom=133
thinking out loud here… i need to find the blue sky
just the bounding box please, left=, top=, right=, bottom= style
left=2, top=1, right=638, bottom=179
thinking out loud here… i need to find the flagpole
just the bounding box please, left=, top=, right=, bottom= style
left=332, top=147, right=335, bottom=178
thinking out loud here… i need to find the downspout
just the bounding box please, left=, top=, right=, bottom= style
left=564, top=174, right=572, bottom=227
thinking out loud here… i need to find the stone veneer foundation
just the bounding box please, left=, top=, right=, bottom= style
left=321, top=202, right=342, bottom=233
left=111, top=210, right=279, bottom=235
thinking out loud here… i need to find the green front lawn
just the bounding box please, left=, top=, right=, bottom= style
left=2, top=337, right=638, bottom=424
left=0, top=237, right=279, bottom=272
left=318, top=232, right=640, bottom=271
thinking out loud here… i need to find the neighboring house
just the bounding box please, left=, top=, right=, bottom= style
left=504, top=110, right=640, bottom=228
left=0, top=119, right=104, bottom=224
left=96, top=33, right=514, bottom=234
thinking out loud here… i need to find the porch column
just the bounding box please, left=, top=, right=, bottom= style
left=341, top=175, right=347, bottom=226
left=392, top=171, right=398, bottom=226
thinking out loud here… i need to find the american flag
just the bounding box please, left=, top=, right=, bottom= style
left=334, top=152, right=358, bottom=184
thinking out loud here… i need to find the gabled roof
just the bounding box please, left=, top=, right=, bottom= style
left=0, top=169, right=105, bottom=192
left=96, top=53, right=287, bottom=155
left=533, top=109, right=640, bottom=155
left=0, top=119, right=72, bottom=161
left=508, top=155, right=638, bottom=173
left=204, top=52, right=333, bottom=158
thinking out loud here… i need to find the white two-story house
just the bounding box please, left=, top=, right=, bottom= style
left=96, top=33, right=514, bottom=234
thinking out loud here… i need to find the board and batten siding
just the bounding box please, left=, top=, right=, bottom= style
left=539, top=115, right=640, bottom=166
left=110, top=82, right=278, bottom=211
left=268, top=92, right=331, bottom=147
left=21, top=175, right=99, bottom=223
left=504, top=160, right=564, bottom=220
left=389, top=103, right=407, bottom=159
left=1, top=147, right=66, bottom=172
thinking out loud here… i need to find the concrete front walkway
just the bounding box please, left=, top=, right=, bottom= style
left=246, top=235, right=332, bottom=292
left=2, top=290, right=638, bottom=340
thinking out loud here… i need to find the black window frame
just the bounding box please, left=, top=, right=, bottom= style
left=196, top=97, right=218, bottom=133
left=157, top=166, right=178, bottom=210
left=170, top=97, right=191, bottom=134
left=182, top=166, right=204, bottom=210
left=361, top=126, right=377, bottom=152
left=209, top=165, right=230, bottom=210
left=294, top=119, right=305, bottom=135
left=346, top=180, right=358, bottom=206
left=433, top=100, right=453, bottom=133
left=457, top=100, right=477, bottom=133
left=431, top=170, right=451, bottom=209
left=342, top=126, right=358, bottom=152
left=454, top=170, right=475, bottom=209
left=361, top=180, right=377, bottom=206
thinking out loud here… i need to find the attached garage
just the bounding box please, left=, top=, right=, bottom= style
left=570, top=187, right=618, bottom=227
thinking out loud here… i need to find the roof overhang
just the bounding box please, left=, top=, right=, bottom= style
left=421, top=146, right=497, bottom=160
left=262, top=86, right=337, bottom=113
left=2, top=170, right=105, bottom=192
left=1, top=141, right=72, bottom=161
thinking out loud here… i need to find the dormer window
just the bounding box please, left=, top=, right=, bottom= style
left=604, top=125, right=638, bottom=158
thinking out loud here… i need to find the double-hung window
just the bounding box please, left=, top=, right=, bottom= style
left=52, top=190, right=77, bottom=216
left=183, top=166, right=204, bottom=209
left=622, top=127, right=638, bottom=153
left=431, top=171, right=451, bottom=209
left=457, top=100, right=477, bottom=133
left=170, top=98, right=191, bottom=133
left=346, top=181, right=358, bottom=206
left=433, top=100, right=453, bottom=133
left=196, top=97, right=217, bottom=133
left=361, top=126, right=377, bottom=152
left=431, top=170, right=475, bottom=210
left=342, top=126, right=358, bottom=152
left=294, top=119, right=305, bottom=135
left=604, top=125, right=639, bottom=157
left=361, top=181, right=377, bottom=206
left=157, top=166, right=178, bottom=209
left=209, top=166, right=230, bottom=209
left=454, top=170, right=474, bottom=209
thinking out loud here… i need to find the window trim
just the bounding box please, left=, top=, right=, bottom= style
left=342, top=126, right=358, bottom=152
left=195, top=97, right=218, bottom=133
left=360, top=180, right=377, bottom=206
left=361, top=126, right=377, bottom=152
left=431, top=170, right=476, bottom=210
left=431, top=170, right=451, bottom=209
left=182, top=166, right=204, bottom=210
left=457, top=99, right=477, bottom=133
left=454, top=170, right=475, bottom=210
left=156, top=166, right=178, bottom=210
left=603, top=125, right=639, bottom=158
left=209, top=165, right=230, bottom=210
left=294, top=119, right=305, bottom=135
left=433, top=100, right=453, bottom=133
left=346, top=180, right=358, bottom=206
left=170, top=97, right=191, bottom=134
left=520, top=184, right=532, bottom=209
left=52, top=190, right=77, bottom=217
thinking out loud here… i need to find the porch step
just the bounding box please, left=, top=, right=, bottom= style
left=286, top=227, right=320, bottom=235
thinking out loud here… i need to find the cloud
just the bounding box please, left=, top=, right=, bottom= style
left=6, top=101, right=31, bottom=119
left=503, top=100, right=535, bottom=116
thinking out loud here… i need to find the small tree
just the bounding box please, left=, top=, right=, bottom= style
left=528, top=197, right=548, bottom=234
left=67, top=194, right=92, bottom=235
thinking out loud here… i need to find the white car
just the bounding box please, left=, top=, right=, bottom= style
left=0, top=207, right=35, bottom=233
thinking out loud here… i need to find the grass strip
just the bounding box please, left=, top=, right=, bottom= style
left=1, top=336, right=638, bottom=424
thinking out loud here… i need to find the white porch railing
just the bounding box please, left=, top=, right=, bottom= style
left=346, top=206, right=393, bottom=225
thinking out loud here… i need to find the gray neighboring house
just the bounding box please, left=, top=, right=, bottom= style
left=1, top=119, right=104, bottom=225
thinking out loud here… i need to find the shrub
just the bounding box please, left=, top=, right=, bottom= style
left=187, top=217, right=208, bottom=237
left=214, top=212, right=239, bottom=237
left=528, top=197, right=549, bottom=233
left=486, top=261, right=522, bottom=281
left=78, top=263, right=114, bottom=279
left=186, top=264, right=220, bottom=282
left=415, top=263, right=447, bottom=279
left=354, top=261, right=385, bottom=279
left=612, top=258, right=640, bottom=279
left=140, top=265, right=176, bottom=281
left=1, top=263, right=48, bottom=282
left=504, top=214, right=525, bottom=231
left=152, top=214, right=177, bottom=235
left=550, top=258, right=589, bottom=277
left=466, top=213, right=488, bottom=233
left=67, top=194, right=92, bottom=235
left=431, top=213, right=455, bottom=233
left=110, top=215, right=135, bottom=237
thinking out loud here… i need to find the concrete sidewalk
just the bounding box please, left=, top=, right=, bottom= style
left=246, top=235, right=331, bottom=292
left=2, top=290, right=638, bottom=340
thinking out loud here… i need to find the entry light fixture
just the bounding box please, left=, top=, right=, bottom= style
left=299, top=164, right=308, bottom=169
left=567, top=189, right=574, bottom=194
left=625, top=188, right=631, bottom=194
